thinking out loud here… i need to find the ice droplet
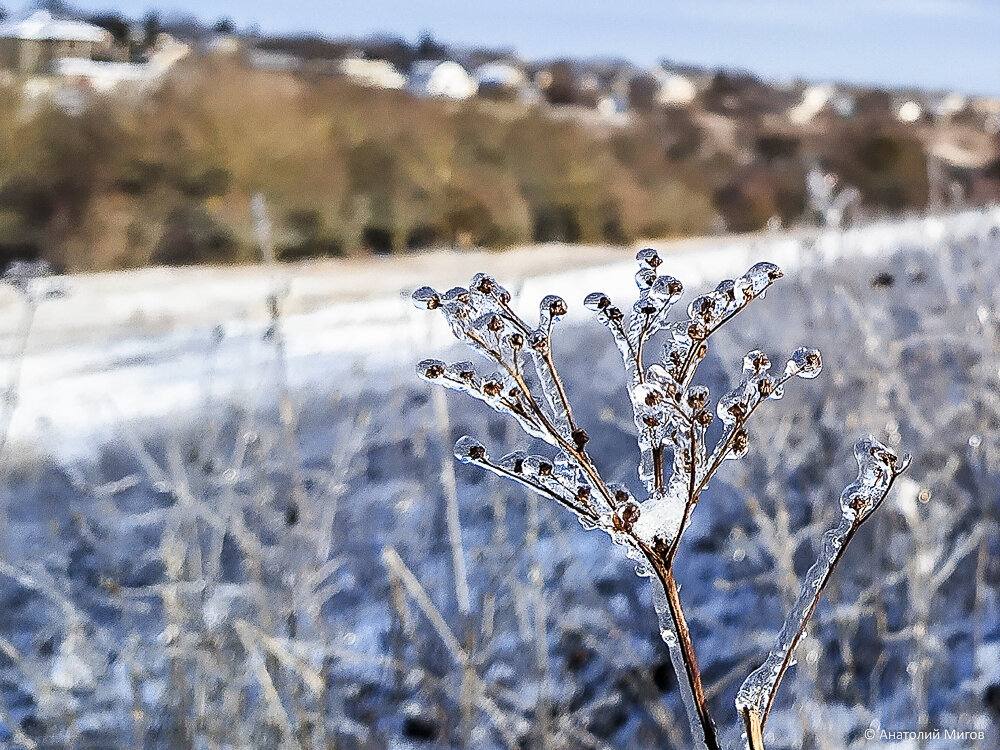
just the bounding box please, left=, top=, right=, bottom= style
left=744, top=261, right=783, bottom=294
left=636, top=247, right=662, bottom=268
left=411, top=286, right=441, bottom=310
left=539, top=294, right=568, bottom=324
left=453, top=436, right=487, bottom=463
left=584, top=291, right=611, bottom=312
left=784, top=347, right=823, bottom=379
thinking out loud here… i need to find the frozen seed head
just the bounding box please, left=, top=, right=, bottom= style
left=541, top=294, right=568, bottom=319
left=447, top=361, right=476, bottom=381
left=621, top=502, right=641, bottom=525
left=500, top=451, right=527, bottom=473
left=748, top=260, right=783, bottom=286
left=417, top=358, right=446, bottom=380
left=635, top=266, right=656, bottom=289
left=784, top=347, right=823, bottom=379
left=687, top=322, right=707, bottom=340
left=412, top=286, right=441, bottom=310
left=584, top=292, right=612, bottom=312
left=757, top=377, right=776, bottom=398
left=472, top=273, right=494, bottom=294
left=686, top=385, right=709, bottom=411
left=651, top=274, right=683, bottom=300
left=839, top=436, right=911, bottom=522
left=528, top=330, right=549, bottom=351
left=443, top=286, right=470, bottom=305
left=482, top=379, right=503, bottom=397
left=471, top=273, right=512, bottom=304
left=687, top=294, right=718, bottom=323
left=637, top=247, right=662, bottom=268
left=743, top=349, right=771, bottom=375
left=454, top=436, right=487, bottom=463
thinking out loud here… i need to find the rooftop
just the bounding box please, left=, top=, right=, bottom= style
left=0, top=10, right=110, bottom=44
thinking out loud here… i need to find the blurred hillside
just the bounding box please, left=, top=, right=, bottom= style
left=0, top=12, right=998, bottom=271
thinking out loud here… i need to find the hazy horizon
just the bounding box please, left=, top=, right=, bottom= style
left=13, top=0, right=1000, bottom=96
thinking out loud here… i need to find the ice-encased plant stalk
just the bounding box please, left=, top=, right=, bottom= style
left=413, top=250, right=909, bottom=750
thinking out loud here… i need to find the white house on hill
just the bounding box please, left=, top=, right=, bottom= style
left=54, top=34, right=189, bottom=93
left=473, top=61, right=526, bottom=90
left=651, top=68, right=697, bottom=106
left=0, top=11, right=111, bottom=74
left=407, top=60, right=477, bottom=100
left=338, top=57, right=405, bottom=89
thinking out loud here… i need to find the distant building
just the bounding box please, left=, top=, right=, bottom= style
left=338, top=57, right=405, bottom=89
left=474, top=61, right=536, bottom=102
left=788, top=85, right=833, bottom=124
left=247, top=49, right=303, bottom=73
left=895, top=98, right=923, bottom=123
left=787, top=84, right=854, bottom=124
left=407, top=60, right=477, bottom=99
left=205, top=33, right=242, bottom=56
left=652, top=68, right=697, bottom=106
left=597, top=92, right=628, bottom=116
left=930, top=91, right=967, bottom=120
left=474, top=61, right=525, bottom=88
left=0, top=11, right=111, bottom=74
left=54, top=34, right=189, bottom=93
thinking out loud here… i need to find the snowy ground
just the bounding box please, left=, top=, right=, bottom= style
left=2, top=211, right=991, bottom=458
left=1, top=209, right=1000, bottom=749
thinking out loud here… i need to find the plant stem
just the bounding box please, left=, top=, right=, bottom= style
left=742, top=707, right=765, bottom=750
left=643, top=545, right=721, bottom=750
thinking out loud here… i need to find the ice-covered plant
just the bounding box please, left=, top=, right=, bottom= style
left=412, top=250, right=909, bottom=750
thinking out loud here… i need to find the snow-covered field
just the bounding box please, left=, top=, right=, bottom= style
left=3, top=211, right=991, bottom=456
left=1, top=209, right=999, bottom=749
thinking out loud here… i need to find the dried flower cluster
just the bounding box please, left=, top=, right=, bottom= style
left=414, top=250, right=909, bottom=749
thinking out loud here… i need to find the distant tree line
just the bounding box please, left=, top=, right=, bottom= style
left=0, top=55, right=992, bottom=272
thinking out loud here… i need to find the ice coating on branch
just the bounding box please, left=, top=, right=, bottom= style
left=735, top=437, right=909, bottom=719
left=650, top=577, right=712, bottom=750
left=414, top=272, right=582, bottom=443
left=840, top=436, right=911, bottom=523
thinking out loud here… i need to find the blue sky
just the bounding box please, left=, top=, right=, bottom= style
left=21, top=0, right=1000, bottom=95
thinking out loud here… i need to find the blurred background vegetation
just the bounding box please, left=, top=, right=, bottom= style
left=0, top=46, right=995, bottom=271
